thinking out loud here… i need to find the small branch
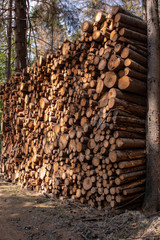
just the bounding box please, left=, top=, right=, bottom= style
left=27, top=35, right=51, bottom=46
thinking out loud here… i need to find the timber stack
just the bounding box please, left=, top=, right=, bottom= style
left=0, top=6, right=147, bottom=209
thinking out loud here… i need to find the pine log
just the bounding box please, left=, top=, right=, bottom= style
left=109, top=149, right=146, bottom=163
left=118, top=76, right=146, bottom=95
left=115, top=22, right=147, bottom=35
left=95, top=11, right=106, bottom=23
left=108, top=88, right=146, bottom=106
left=116, top=165, right=145, bottom=175
left=123, top=186, right=145, bottom=196
left=104, top=71, right=118, bottom=88
left=108, top=55, right=124, bottom=71
left=112, top=5, right=144, bottom=20
left=124, top=67, right=147, bottom=81
left=119, top=28, right=147, bottom=43
left=118, top=158, right=146, bottom=169
left=113, top=116, right=145, bottom=126
left=121, top=48, right=147, bottom=66
left=124, top=58, right=147, bottom=74
left=108, top=97, right=146, bottom=117
left=117, top=178, right=146, bottom=192
left=116, top=138, right=145, bottom=149
left=113, top=131, right=145, bottom=139
left=82, top=21, right=93, bottom=33
left=115, top=170, right=146, bottom=185
left=93, top=31, right=104, bottom=42
left=114, top=13, right=147, bottom=30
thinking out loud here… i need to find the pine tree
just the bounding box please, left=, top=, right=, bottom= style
left=15, top=0, right=27, bottom=72
left=143, top=0, right=160, bottom=213
left=5, top=0, right=12, bottom=82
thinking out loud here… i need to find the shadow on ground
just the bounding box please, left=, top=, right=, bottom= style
left=0, top=178, right=160, bottom=240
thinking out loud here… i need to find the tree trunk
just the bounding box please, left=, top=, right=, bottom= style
left=142, top=0, right=147, bottom=21
left=5, top=0, right=12, bottom=82
left=143, top=0, right=160, bottom=213
left=15, top=0, right=27, bottom=72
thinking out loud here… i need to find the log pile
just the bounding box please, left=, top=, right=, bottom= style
left=0, top=6, right=147, bottom=209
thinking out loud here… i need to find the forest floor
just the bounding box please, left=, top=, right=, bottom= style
left=0, top=177, right=160, bottom=240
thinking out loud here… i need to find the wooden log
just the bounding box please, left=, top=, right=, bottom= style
left=118, top=76, right=146, bottom=96
left=116, top=165, right=145, bottom=175
left=98, top=59, right=107, bottom=71
left=39, top=98, right=50, bottom=109
left=124, top=67, right=147, bottom=81
left=127, top=44, right=147, bottom=57
left=96, top=78, right=106, bottom=94
left=117, top=178, right=146, bottom=191
left=113, top=116, right=145, bottom=126
left=82, top=21, right=93, bottom=33
left=119, top=28, right=147, bottom=43
left=109, top=149, right=146, bottom=163
left=116, top=138, right=145, bottom=149
left=124, top=58, right=147, bottom=74
left=93, top=31, right=104, bottom=42
left=108, top=55, right=124, bottom=71
left=104, top=71, right=118, bottom=88
left=109, top=124, right=145, bottom=134
left=121, top=48, right=147, bottom=67
left=118, top=36, right=147, bottom=49
left=113, top=131, right=145, bottom=139
left=114, top=13, right=147, bottom=30
left=98, top=92, right=108, bottom=108
left=95, top=11, right=106, bottom=23
left=108, top=88, right=146, bottom=106
left=115, top=193, right=144, bottom=204
left=118, top=158, right=146, bottom=169
left=108, top=97, right=146, bottom=117
left=123, top=186, right=145, bottom=196
left=110, top=30, right=119, bottom=41
left=115, top=170, right=146, bottom=185
left=114, top=43, right=124, bottom=54
left=83, top=177, right=92, bottom=190
left=112, top=5, right=144, bottom=20
left=115, top=22, right=147, bottom=35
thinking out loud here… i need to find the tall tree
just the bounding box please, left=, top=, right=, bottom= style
left=30, top=0, right=81, bottom=55
left=5, top=0, right=12, bottom=82
left=15, top=0, right=27, bottom=72
left=143, top=0, right=160, bottom=213
left=142, top=0, right=147, bottom=20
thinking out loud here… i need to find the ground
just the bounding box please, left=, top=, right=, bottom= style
left=0, top=177, right=160, bottom=240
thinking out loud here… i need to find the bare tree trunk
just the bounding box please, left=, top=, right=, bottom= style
left=15, top=0, right=27, bottom=72
left=51, top=21, right=54, bottom=52
left=5, top=0, right=12, bottom=82
left=142, top=0, right=147, bottom=21
left=143, top=0, right=160, bottom=213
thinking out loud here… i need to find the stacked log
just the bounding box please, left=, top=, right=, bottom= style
left=0, top=6, right=147, bottom=209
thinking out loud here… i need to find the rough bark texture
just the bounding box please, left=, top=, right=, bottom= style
left=143, top=0, right=160, bottom=212
left=15, top=0, right=27, bottom=72
left=142, top=0, right=147, bottom=21
left=5, top=0, right=12, bottom=82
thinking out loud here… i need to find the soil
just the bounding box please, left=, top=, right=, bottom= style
left=0, top=177, right=160, bottom=240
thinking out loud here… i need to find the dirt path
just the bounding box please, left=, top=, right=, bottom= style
left=0, top=177, right=160, bottom=240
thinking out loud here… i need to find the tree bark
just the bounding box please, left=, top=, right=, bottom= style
left=143, top=0, right=160, bottom=213
left=142, top=0, right=147, bottom=21
left=5, top=0, right=12, bottom=82
left=15, top=0, right=27, bottom=72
